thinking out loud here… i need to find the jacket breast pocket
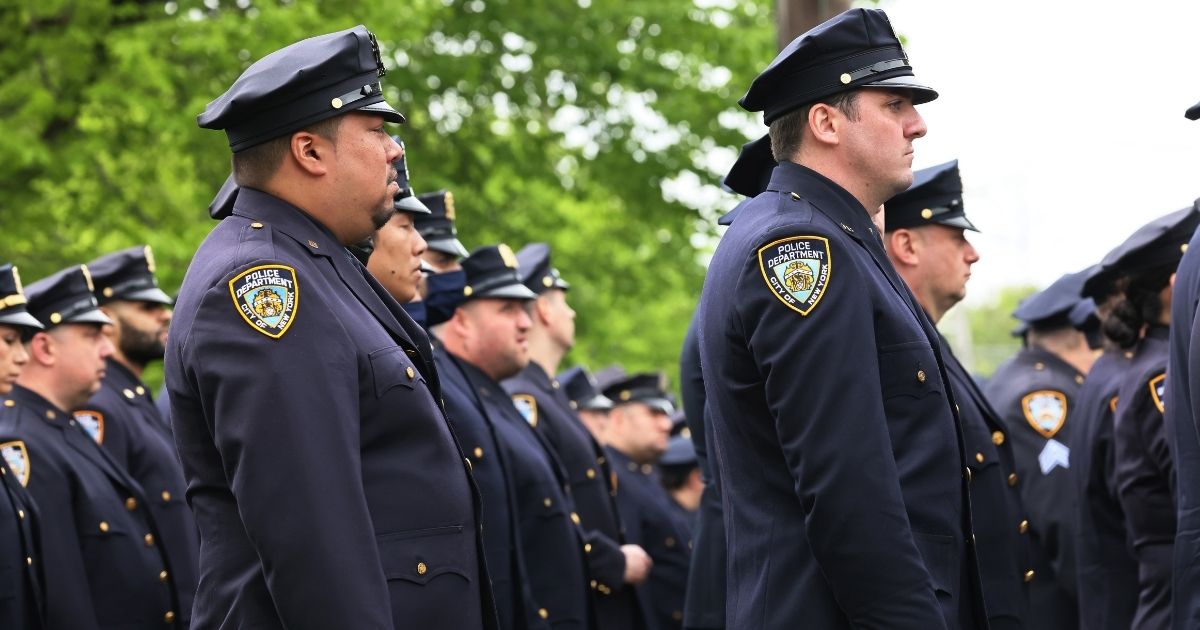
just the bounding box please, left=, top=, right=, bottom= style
left=878, top=341, right=944, bottom=400
left=377, top=525, right=471, bottom=586
left=369, top=345, right=424, bottom=398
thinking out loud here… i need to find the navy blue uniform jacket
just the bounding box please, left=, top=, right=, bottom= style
left=164, top=189, right=496, bottom=629
left=77, top=358, right=199, bottom=624
left=504, top=361, right=643, bottom=629
left=697, top=162, right=981, bottom=630
left=1069, top=348, right=1139, bottom=629
left=0, top=414, right=43, bottom=630
left=1113, top=325, right=1173, bottom=630
left=679, top=312, right=725, bottom=630
left=437, top=348, right=545, bottom=630
left=985, top=348, right=1082, bottom=630
left=0, top=385, right=180, bottom=629
left=608, top=447, right=692, bottom=630
left=940, top=334, right=1032, bottom=630
left=1168, top=220, right=1200, bottom=630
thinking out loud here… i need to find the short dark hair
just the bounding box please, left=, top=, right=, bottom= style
left=232, top=116, right=344, bottom=189
left=768, top=90, right=860, bottom=162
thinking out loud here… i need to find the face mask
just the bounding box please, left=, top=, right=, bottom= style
left=401, top=300, right=427, bottom=328
left=424, top=270, right=467, bottom=327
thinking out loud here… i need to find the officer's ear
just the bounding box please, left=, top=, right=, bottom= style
left=25, top=330, right=57, bottom=368
left=289, top=130, right=331, bottom=177
left=806, top=103, right=842, bottom=148
left=885, top=229, right=921, bottom=267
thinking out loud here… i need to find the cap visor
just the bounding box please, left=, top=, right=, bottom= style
left=395, top=196, right=432, bottom=214
left=428, top=238, right=471, bottom=259
left=476, top=284, right=538, bottom=300
left=937, top=215, right=979, bottom=232
left=581, top=394, right=614, bottom=411
left=357, top=100, right=406, bottom=124
left=0, top=311, right=44, bottom=331
left=862, top=76, right=938, bottom=105
left=419, top=260, right=437, bottom=275
left=1187, top=100, right=1200, bottom=121
left=64, top=309, right=113, bottom=327
left=122, top=287, right=174, bottom=306
left=643, top=397, right=675, bottom=414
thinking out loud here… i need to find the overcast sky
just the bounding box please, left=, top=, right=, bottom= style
left=878, top=0, right=1200, bottom=304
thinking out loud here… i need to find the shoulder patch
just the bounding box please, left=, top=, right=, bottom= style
left=228, top=264, right=299, bottom=339
left=73, top=410, right=105, bottom=444
left=0, top=440, right=30, bottom=487
left=757, top=235, right=831, bottom=316
left=512, top=394, right=538, bottom=427
left=1022, top=390, right=1068, bottom=439
left=1149, top=373, right=1166, bottom=414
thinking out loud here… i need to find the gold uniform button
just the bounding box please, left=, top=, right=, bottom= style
left=45, top=410, right=55, bottom=419
left=552, top=380, right=560, bottom=389
left=416, top=562, right=427, bottom=575
left=992, top=431, right=1005, bottom=446
left=26, top=557, right=32, bottom=566
left=126, top=497, right=138, bottom=510
left=921, top=208, right=934, bottom=220
left=1075, top=375, right=1084, bottom=384
left=538, top=608, right=549, bottom=619
left=641, top=463, right=653, bottom=475
left=571, top=512, right=581, bottom=525
left=474, top=447, right=484, bottom=459
left=584, top=543, right=592, bottom=553
left=916, top=370, right=926, bottom=383
left=1008, top=473, right=1019, bottom=487
left=99, top=521, right=109, bottom=533
left=1024, top=570, right=1035, bottom=582
left=1019, top=520, right=1030, bottom=534
left=136, top=386, right=146, bottom=396
left=543, top=497, right=552, bottom=508
left=596, top=456, right=606, bottom=465
left=161, top=491, right=171, bottom=502
left=975, top=452, right=984, bottom=463
left=406, top=366, right=415, bottom=380
left=17, top=509, right=24, bottom=520
left=665, top=536, right=676, bottom=548
left=123, top=389, right=135, bottom=399
left=570, top=401, right=578, bottom=410
left=3, top=399, right=13, bottom=407
left=590, top=580, right=598, bottom=589
left=1034, top=362, right=1045, bottom=370
left=164, top=611, right=176, bottom=623
left=586, top=468, right=596, bottom=479
left=49, top=313, right=62, bottom=324
left=160, top=570, right=169, bottom=583
left=144, top=533, right=155, bottom=547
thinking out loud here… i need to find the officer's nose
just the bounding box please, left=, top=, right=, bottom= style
left=12, top=340, right=29, bottom=367
left=386, top=135, right=403, bottom=162
left=907, top=109, right=927, bottom=140
left=98, top=331, right=115, bottom=360
left=413, top=228, right=428, bottom=258
left=965, top=239, right=980, bottom=265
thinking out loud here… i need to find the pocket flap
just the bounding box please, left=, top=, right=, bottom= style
left=369, top=346, right=422, bottom=397
left=377, top=525, right=471, bottom=585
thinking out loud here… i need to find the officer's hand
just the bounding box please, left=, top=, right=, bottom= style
left=621, top=544, right=653, bottom=585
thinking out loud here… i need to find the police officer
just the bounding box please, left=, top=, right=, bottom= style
left=659, top=433, right=701, bottom=527
left=362, top=141, right=432, bottom=306
left=985, top=269, right=1100, bottom=629
left=1106, top=206, right=1198, bottom=630
left=603, top=373, right=691, bottom=630
left=0, top=263, right=45, bottom=630
left=433, top=244, right=591, bottom=629
left=678, top=310, right=725, bottom=630
left=1071, top=262, right=1140, bottom=630
left=168, top=26, right=495, bottom=628
left=77, top=245, right=200, bottom=625
left=502, top=243, right=649, bottom=629
left=700, top=8, right=982, bottom=628
left=559, top=365, right=615, bottom=444
left=2, top=265, right=181, bottom=628
left=884, top=160, right=1034, bottom=630
left=416, top=189, right=470, bottom=272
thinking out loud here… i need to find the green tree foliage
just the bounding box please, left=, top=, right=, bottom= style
left=0, top=0, right=776, bottom=385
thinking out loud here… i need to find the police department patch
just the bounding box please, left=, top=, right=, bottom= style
left=758, top=236, right=831, bottom=316
left=1149, top=373, right=1166, bottom=414
left=512, top=394, right=538, bottom=427
left=73, top=410, right=105, bottom=444
left=228, top=264, right=299, bottom=339
left=1022, top=390, right=1067, bottom=439
left=0, top=440, right=29, bottom=487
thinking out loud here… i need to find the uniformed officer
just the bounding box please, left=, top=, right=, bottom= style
left=432, top=244, right=591, bottom=629
left=1106, top=206, right=1198, bottom=630
left=678, top=311, right=725, bottom=630
left=701, top=8, right=983, bottom=629
left=659, top=434, right=701, bottom=527
left=416, top=189, right=470, bottom=272
left=0, top=263, right=45, bottom=630
left=77, top=245, right=200, bottom=625
left=168, top=26, right=495, bottom=628
left=502, top=242, right=649, bottom=629
left=603, top=373, right=691, bottom=630
left=985, top=269, right=1101, bottom=629
left=559, top=365, right=615, bottom=444
left=362, top=142, right=432, bottom=308
left=1071, top=262, right=1140, bottom=630
left=2, top=265, right=182, bottom=628
left=884, top=160, right=1034, bottom=630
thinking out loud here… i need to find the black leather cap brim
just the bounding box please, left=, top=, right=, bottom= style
left=63, top=309, right=113, bottom=327
left=475, top=284, right=538, bottom=301
left=580, top=394, right=614, bottom=411
left=121, top=287, right=174, bottom=306
left=936, top=215, right=979, bottom=232
left=357, top=100, right=406, bottom=124
left=427, top=237, right=470, bottom=259
left=0, top=311, right=44, bottom=331
left=395, top=196, right=432, bottom=214
left=638, top=397, right=675, bottom=414
left=861, top=76, right=938, bottom=105
left=1187, top=100, right=1200, bottom=121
